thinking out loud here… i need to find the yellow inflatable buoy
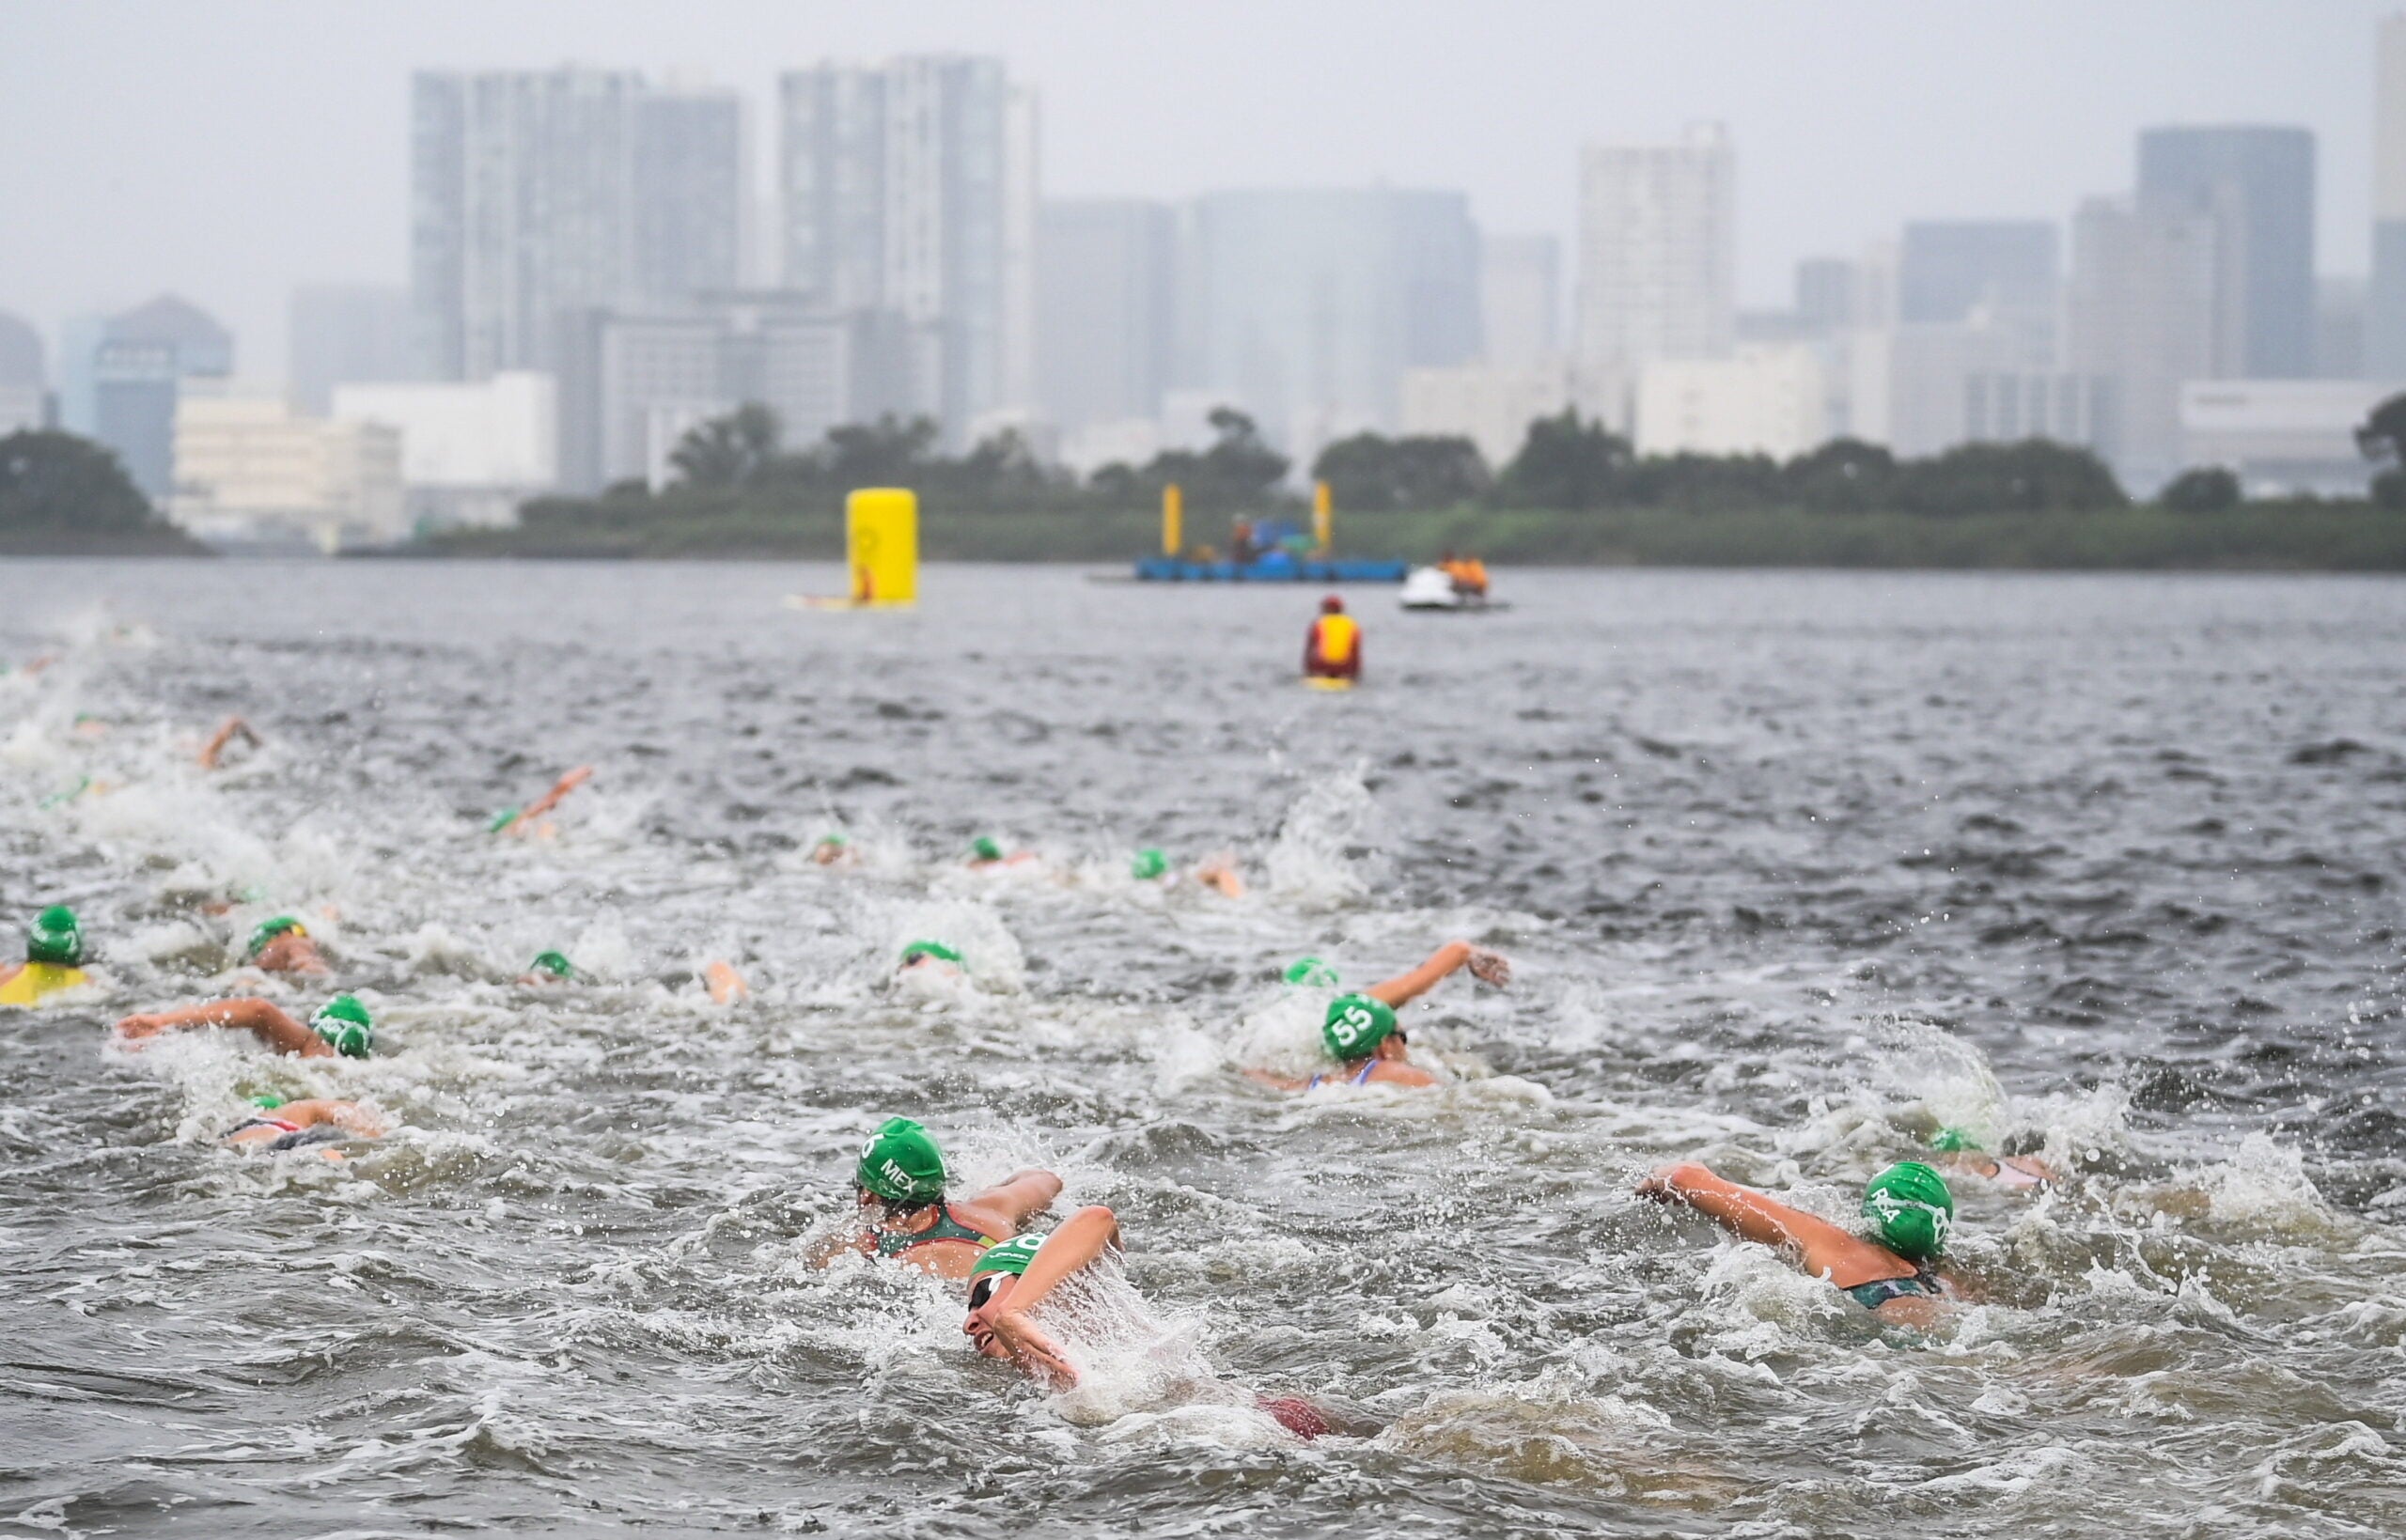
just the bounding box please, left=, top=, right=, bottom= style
left=0, top=961, right=89, bottom=1006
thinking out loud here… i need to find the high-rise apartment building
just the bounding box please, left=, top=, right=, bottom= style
left=1037, top=198, right=1176, bottom=432
left=2065, top=194, right=2228, bottom=489
left=1180, top=188, right=1480, bottom=456
left=777, top=55, right=1038, bottom=437
left=412, top=69, right=744, bottom=381
left=633, top=88, right=747, bottom=313
left=2371, top=16, right=2406, bottom=378
left=289, top=285, right=416, bottom=414
left=1573, top=123, right=1735, bottom=419
left=2137, top=125, right=2317, bottom=380
left=1479, top=234, right=1559, bottom=369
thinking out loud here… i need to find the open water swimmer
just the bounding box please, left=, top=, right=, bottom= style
left=1638, top=1160, right=1966, bottom=1329
left=0, top=906, right=91, bottom=1006
left=196, top=714, right=260, bottom=769
left=224, top=1093, right=386, bottom=1156
left=1252, top=940, right=1511, bottom=1089
left=242, top=914, right=329, bottom=975
left=518, top=950, right=578, bottom=986
left=820, top=1116, right=1062, bottom=1281
left=489, top=764, right=591, bottom=836
left=116, top=993, right=377, bottom=1059
left=964, top=1206, right=1334, bottom=1439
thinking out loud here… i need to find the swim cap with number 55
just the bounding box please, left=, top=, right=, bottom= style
left=1321, top=993, right=1398, bottom=1059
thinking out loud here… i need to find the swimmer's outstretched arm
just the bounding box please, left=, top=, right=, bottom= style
left=198, top=716, right=259, bottom=769
left=519, top=766, right=593, bottom=821
left=975, top=1169, right=1065, bottom=1226
left=1638, top=1162, right=1880, bottom=1283
left=116, top=999, right=329, bottom=1057
left=1365, top=941, right=1511, bottom=1009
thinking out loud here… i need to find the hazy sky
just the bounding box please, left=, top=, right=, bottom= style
left=0, top=0, right=2388, bottom=384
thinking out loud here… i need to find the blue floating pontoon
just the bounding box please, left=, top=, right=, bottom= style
left=1134, top=555, right=1411, bottom=583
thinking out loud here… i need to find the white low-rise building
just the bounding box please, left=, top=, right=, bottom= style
left=1399, top=359, right=1606, bottom=469
left=1635, top=345, right=1830, bottom=459
left=333, top=371, right=557, bottom=527
left=2179, top=380, right=2401, bottom=497
left=171, top=394, right=403, bottom=551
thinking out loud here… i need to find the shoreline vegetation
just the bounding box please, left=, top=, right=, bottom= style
left=0, top=429, right=212, bottom=556
left=410, top=402, right=2406, bottom=571
left=9, top=401, right=2406, bottom=568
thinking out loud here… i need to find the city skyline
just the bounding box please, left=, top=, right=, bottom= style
left=0, top=1, right=2388, bottom=380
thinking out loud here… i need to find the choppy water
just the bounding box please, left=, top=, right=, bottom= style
left=3, top=560, right=2403, bottom=1538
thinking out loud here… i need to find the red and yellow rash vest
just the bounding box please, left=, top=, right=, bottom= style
left=1305, top=614, right=1361, bottom=677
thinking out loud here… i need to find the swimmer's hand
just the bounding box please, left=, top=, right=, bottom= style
left=1465, top=947, right=1511, bottom=988
left=977, top=1307, right=1079, bottom=1389
left=114, top=1013, right=171, bottom=1040
left=1633, top=1166, right=1686, bottom=1204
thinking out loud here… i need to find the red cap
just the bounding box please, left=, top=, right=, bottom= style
left=1320, top=595, right=1344, bottom=614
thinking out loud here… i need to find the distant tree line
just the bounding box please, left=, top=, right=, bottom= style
left=0, top=429, right=207, bottom=552
left=435, top=388, right=2406, bottom=561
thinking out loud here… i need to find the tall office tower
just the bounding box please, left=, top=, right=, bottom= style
left=1897, top=220, right=2060, bottom=364
left=778, top=55, right=1038, bottom=436
left=412, top=69, right=743, bottom=381
left=1794, top=258, right=1858, bottom=334
left=2138, top=126, right=2317, bottom=379
left=1180, top=188, right=1480, bottom=454
left=1479, top=234, right=1559, bottom=368
left=2065, top=194, right=2227, bottom=490
left=1037, top=199, right=1176, bottom=431
left=79, top=295, right=233, bottom=504
left=289, top=285, right=416, bottom=414
left=633, top=87, right=745, bottom=311
left=2372, top=15, right=2406, bottom=378
left=1573, top=123, right=1735, bottom=418
left=0, top=310, right=45, bottom=432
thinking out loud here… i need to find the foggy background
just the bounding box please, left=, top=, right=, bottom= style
left=0, top=0, right=2383, bottom=375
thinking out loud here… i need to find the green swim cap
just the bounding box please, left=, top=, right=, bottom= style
left=245, top=915, right=305, bottom=958
left=1321, top=993, right=1398, bottom=1060
left=310, top=995, right=374, bottom=1059
left=971, top=836, right=1004, bottom=863
left=249, top=1093, right=288, bottom=1110
left=529, top=950, right=575, bottom=981
left=1131, top=848, right=1170, bottom=881
left=856, top=1116, right=946, bottom=1204
left=816, top=832, right=848, bottom=848
left=1284, top=956, right=1338, bottom=988
left=1863, top=1161, right=1955, bottom=1261
left=898, top=941, right=963, bottom=969
left=969, top=1232, right=1044, bottom=1280
left=26, top=905, right=82, bottom=966
left=487, top=805, right=523, bottom=833
left=1929, top=1126, right=1981, bottom=1153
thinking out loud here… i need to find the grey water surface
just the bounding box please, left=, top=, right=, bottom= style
left=1, top=561, right=2401, bottom=1537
